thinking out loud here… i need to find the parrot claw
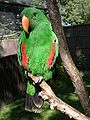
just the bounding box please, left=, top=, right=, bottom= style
left=26, top=71, right=43, bottom=84
left=34, top=76, right=43, bottom=84
left=33, top=82, right=35, bottom=85
left=38, top=76, right=43, bottom=84
left=38, top=92, right=56, bottom=110
left=38, top=91, right=49, bottom=100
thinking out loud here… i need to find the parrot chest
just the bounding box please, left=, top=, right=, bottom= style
left=19, top=24, right=58, bottom=79
left=20, top=36, right=56, bottom=71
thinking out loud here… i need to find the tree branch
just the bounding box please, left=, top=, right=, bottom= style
left=27, top=72, right=90, bottom=120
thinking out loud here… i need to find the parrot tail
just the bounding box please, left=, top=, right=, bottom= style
left=25, top=93, right=44, bottom=113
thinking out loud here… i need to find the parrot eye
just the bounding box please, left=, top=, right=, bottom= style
left=33, top=13, right=37, bottom=17
left=54, top=39, right=56, bottom=42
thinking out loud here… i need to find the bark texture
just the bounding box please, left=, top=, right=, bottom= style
left=46, top=0, right=90, bottom=116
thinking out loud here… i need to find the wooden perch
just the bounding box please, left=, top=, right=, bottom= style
left=27, top=72, right=90, bottom=120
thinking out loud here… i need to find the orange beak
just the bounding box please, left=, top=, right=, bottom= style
left=22, top=15, right=30, bottom=33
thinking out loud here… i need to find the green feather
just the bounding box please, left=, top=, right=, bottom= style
left=26, top=81, right=36, bottom=96
left=17, top=7, right=58, bottom=96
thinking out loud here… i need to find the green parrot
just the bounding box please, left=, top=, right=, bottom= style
left=17, top=7, right=58, bottom=113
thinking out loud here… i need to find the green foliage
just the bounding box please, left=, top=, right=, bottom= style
left=0, top=99, right=69, bottom=120
left=58, top=0, right=90, bottom=25
left=58, top=0, right=69, bottom=6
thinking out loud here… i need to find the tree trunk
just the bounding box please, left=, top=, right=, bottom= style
left=46, top=0, right=90, bottom=116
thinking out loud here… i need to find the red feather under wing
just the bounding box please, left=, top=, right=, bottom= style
left=21, top=42, right=29, bottom=68
left=47, top=41, right=55, bottom=68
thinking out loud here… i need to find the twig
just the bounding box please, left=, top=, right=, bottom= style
left=27, top=72, right=90, bottom=120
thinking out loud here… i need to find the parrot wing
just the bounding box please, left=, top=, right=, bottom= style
left=17, top=32, right=23, bottom=66
left=46, top=32, right=58, bottom=68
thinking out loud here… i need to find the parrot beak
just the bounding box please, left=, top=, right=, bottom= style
left=22, top=15, right=30, bottom=33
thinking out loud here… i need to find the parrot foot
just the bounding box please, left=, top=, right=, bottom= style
left=26, top=71, right=43, bottom=84
left=39, top=91, right=57, bottom=110
left=37, top=76, right=43, bottom=84
left=38, top=91, right=49, bottom=100
left=33, top=76, right=43, bottom=85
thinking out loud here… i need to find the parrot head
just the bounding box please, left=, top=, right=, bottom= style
left=21, top=7, right=48, bottom=33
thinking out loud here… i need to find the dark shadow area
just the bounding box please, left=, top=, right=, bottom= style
left=64, top=24, right=90, bottom=71
left=0, top=55, right=25, bottom=107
